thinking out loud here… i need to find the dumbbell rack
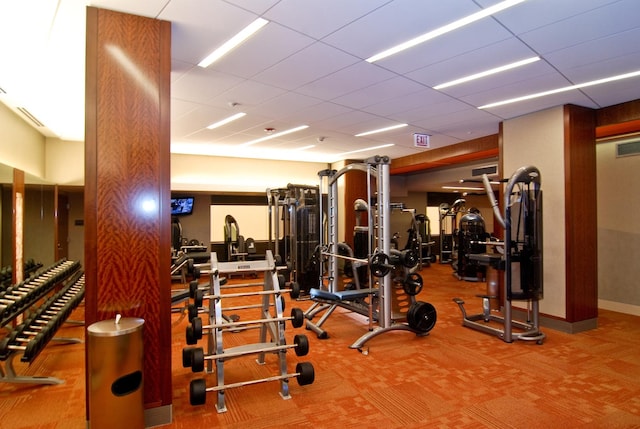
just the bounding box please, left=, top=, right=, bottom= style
left=0, top=259, right=85, bottom=385
left=184, top=250, right=314, bottom=413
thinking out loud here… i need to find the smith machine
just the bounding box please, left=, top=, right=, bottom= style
left=453, top=165, right=545, bottom=344
left=305, top=156, right=437, bottom=351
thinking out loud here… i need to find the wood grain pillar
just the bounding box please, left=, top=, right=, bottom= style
left=12, top=168, right=24, bottom=285
left=85, top=6, right=172, bottom=424
left=563, top=105, right=598, bottom=322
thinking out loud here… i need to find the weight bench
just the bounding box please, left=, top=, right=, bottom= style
left=305, top=288, right=379, bottom=339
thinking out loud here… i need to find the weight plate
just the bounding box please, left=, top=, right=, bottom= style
left=190, top=378, right=207, bottom=405
left=296, top=362, right=315, bottom=386
left=407, top=301, right=437, bottom=333
left=294, top=334, right=309, bottom=356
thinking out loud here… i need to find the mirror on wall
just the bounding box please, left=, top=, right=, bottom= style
left=0, top=162, right=57, bottom=280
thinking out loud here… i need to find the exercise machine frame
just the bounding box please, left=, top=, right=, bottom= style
left=306, top=155, right=432, bottom=349
left=453, top=165, right=545, bottom=344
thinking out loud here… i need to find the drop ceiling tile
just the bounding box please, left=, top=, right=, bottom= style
left=518, top=0, right=640, bottom=55
left=265, top=0, right=390, bottom=40
left=371, top=19, right=513, bottom=75
left=322, top=0, right=481, bottom=59
left=209, top=24, right=316, bottom=79
left=478, top=0, right=621, bottom=34
left=331, top=76, right=427, bottom=110
left=160, top=0, right=260, bottom=65
left=296, top=62, right=397, bottom=100
left=407, top=37, right=538, bottom=88
left=171, top=67, right=245, bottom=104
left=252, top=42, right=361, bottom=90
left=543, top=27, right=640, bottom=73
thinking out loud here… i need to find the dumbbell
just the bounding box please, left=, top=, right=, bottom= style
left=0, top=331, right=47, bottom=361
left=189, top=361, right=315, bottom=406
left=186, top=308, right=305, bottom=344
left=193, top=285, right=298, bottom=308
left=183, top=333, right=310, bottom=373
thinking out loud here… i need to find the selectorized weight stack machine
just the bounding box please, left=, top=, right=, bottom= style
left=305, top=155, right=437, bottom=350
left=266, top=184, right=320, bottom=294
left=453, top=165, right=545, bottom=344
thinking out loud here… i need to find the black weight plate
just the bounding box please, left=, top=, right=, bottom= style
left=407, top=301, right=437, bottom=333
left=296, top=362, right=315, bottom=386
left=293, top=334, right=309, bottom=356
left=190, top=378, right=207, bottom=405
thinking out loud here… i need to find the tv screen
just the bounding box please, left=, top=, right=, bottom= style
left=171, top=197, right=194, bottom=215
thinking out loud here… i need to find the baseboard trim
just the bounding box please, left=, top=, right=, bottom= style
left=598, top=299, right=640, bottom=316
left=145, top=404, right=172, bottom=428
left=511, top=307, right=598, bottom=334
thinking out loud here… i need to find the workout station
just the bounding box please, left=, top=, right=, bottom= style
left=304, top=156, right=437, bottom=350
left=453, top=165, right=546, bottom=344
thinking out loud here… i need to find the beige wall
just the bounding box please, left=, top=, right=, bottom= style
left=171, top=152, right=327, bottom=193
left=503, top=106, right=566, bottom=318
left=596, top=139, right=640, bottom=315
left=45, top=138, right=84, bottom=185
left=0, top=102, right=46, bottom=178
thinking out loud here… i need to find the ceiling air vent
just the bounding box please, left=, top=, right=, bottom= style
left=17, top=107, right=45, bottom=127
left=471, top=164, right=498, bottom=177
left=616, top=139, right=640, bottom=158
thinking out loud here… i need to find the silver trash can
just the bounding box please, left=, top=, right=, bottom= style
left=88, top=316, right=145, bottom=429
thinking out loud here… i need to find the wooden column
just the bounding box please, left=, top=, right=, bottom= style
left=85, top=6, right=172, bottom=423
left=563, top=105, right=598, bottom=322
left=12, top=168, right=24, bottom=284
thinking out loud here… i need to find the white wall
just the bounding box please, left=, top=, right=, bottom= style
left=503, top=106, right=566, bottom=318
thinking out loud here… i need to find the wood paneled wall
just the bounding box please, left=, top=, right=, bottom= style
left=84, top=6, right=172, bottom=416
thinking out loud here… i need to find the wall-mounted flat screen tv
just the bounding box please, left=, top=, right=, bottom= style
left=171, top=197, right=194, bottom=215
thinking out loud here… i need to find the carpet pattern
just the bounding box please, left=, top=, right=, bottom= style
left=2, top=263, right=640, bottom=428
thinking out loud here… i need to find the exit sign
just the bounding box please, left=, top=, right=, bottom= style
left=414, top=133, right=430, bottom=148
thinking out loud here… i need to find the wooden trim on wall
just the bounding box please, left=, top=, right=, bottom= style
left=563, top=104, right=598, bottom=322
left=390, top=134, right=499, bottom=174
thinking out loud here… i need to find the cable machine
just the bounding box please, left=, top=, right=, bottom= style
left=453, top=165, right=545, bottom=344
left=267, top=184, right=320, bottom=294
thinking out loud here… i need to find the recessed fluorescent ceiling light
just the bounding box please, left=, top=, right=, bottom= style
left=240, top=125, right=309, bottom=147
left=355, top=123, right=407, bottom=137
left=366, top=0, right=527, bottom=63
left=479, top=69, right=640, bottom=109
left=198, top=18, right=269, bottom=68
left=434, top=57, right=540, bottom=89
left=339, top=143, right=395, bottom=156
left=206, top=112, right=246, bottom=129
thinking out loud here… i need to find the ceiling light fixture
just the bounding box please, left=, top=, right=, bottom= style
left=239, top=125, right=309, bottom=147
left=355, top=123, right=407, bottom=137
left=206, top=112, right=246, bottom=129
left=434, top=56, right=540, bottom=90
left=198, top=17, right=269, bottom=68
left=338, top=143, right=395, bottom=156
left=365, top=0, right=527, bottom=63
left=478, top=69, right=640, bottom=109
